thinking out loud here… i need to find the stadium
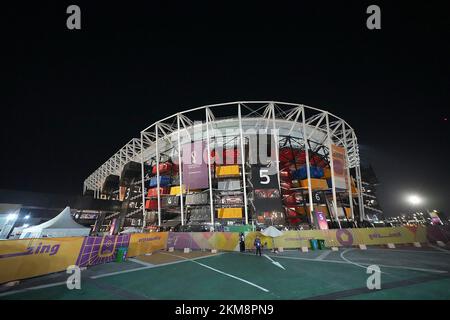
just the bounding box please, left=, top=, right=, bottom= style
left=83, top=101, right=365, bottom=233
left=2, top=101, right=449, bottom=301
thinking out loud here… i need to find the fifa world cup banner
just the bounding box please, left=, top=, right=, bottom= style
left=182, top=142, right=209, bottom=190
left=0, top=237, right=84, bottom=284
left=127, top=232, right=168, bottom=257
left=331, top=144, right=347, bottom=190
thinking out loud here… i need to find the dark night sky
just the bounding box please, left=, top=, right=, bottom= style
left=1, top=1, right=449, bottom=216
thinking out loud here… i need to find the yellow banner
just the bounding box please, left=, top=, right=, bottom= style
left=127, top=232, right=168, bottom=257
left=0, top=237, right=84, bottom=284
left=241, top=226, right=428, bottom=249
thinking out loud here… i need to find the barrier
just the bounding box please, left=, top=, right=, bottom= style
left=127, top=233, right=168, bottom=257
left=0, top=233, right=168, bottom=284
left=75, top=234, right=131, bottom=267
left=0, top=237, right=84, bottom=284
left=0, top=226, right=446, bottom=284
left=166, top=232, right=239, bottom=251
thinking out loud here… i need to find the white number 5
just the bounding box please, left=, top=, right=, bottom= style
left=260, top=169, right=270, bottom=185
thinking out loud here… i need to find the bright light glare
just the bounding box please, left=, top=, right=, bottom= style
left=24, top=215, right=30, bottom=219
left=408, top=195, right=422, bottom=205
left=22, top=224, right=29, bottom=228
left=6, top=213, right=18, bottom=221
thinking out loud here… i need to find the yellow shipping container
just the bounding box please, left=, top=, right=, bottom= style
left=300, top=178, right=328, bottom=190
left=217, top=207, right=243, bottom=218
left=323, top=167, right=331, bottom=179
left=216, top=165, right=240, bottom=177
left=170, top=185, right=185, bottom=195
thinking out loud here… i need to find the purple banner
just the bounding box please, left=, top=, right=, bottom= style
left=182, top=142, right=209, bottom=189
left=75, top=234, right=130, bottom=267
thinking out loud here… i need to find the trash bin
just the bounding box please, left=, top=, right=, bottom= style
left=115, top=247, right=128, bottom=262
left=318, top=239, right=326, bottom=250
left=309, top=239, right=319, bottom=251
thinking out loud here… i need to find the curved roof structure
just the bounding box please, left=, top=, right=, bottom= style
left=84, top=101, right=361, bottom=196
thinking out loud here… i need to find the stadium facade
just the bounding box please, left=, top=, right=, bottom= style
left=83, top=102, right=365, bottom=232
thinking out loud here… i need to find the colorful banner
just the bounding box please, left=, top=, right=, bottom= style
left=75, top=234, right=130, bottom=267
left=167, top=232, right=239, bottom=251
left=0, top=237, right=84, bottom=284
left=0, top=226, right=446, bottom=284
left=331, top=144, right=347, bottom=189
left=314, top=211, right=329, bottom=230
left=127, top=232, right=168, bottom=257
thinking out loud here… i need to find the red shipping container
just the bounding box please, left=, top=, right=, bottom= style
left=283, top=194, right=297, bottom=205
left=147, top=187, right=169, bottom=197
left=279, top=148, right=306, bottom=164
left=280, top=169, right=291, bottom=181
left=145, top=199, right=158, bottom=210
left=152, top=162, right=177, bottom=175
left=310, top=154, right=327, bottom=168
left=285, top=207, right=298, bottom=217
left=280, top=181, right=292, bottom=190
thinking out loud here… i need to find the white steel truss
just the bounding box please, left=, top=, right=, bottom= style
left=84, top=101, right=364, bottom=224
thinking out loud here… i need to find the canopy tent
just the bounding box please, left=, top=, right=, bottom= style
left=20, top=207, right=90, bottom=239
left=261, top=226, right=284, bottom=237
left=261, top=226, right=284, bottom=251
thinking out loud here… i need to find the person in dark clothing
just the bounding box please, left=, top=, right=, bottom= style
left=254, top=236, right=262, bottom=256
left=239, top=233, right=246, bottom=252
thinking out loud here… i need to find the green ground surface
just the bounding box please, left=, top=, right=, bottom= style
left=1, top=247, right=450, bottom=300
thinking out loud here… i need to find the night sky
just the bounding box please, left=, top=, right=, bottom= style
left=2, top=1, right=449, bottom=216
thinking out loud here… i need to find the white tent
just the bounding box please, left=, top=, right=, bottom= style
left=20, top=207, right=91, bottom=239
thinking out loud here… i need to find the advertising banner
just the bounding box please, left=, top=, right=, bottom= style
left=331, top=144, right=348, bottom=189
left=0, top=237, right=84, bottom=284
left=75, top=234, right=130, bottom=267
left=127, top=232, right=168, bottom=257
left=167, top=232, right=239, bottom=251
left=182, top=142, right=209, bottom=189
left=314, top=211, right=329, bottom=230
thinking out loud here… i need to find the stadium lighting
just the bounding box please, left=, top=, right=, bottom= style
left=24, top=215, right=30, bottom=219
left=407, top=195, right=422, bottom=206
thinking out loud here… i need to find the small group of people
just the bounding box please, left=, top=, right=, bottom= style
left=239, top=232, right=264, bottom=256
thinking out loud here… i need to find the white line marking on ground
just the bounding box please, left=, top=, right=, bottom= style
left=160, top=252, right=269, bottom=293
left=340, top=248, right=376, bottom=271
left=128, top=258, right=155, bottom=267
left=315, top=250, right=333, bottom=261
left=340, top=249, right=390, bottom=275
left=91, top=253, right=225, bottom=279
left=429, top=244, right=450, bottom=253
left=268, top=254, right=448, bottom=274
left=263, top=254, right=286, bottom=270
left=89, top=266, right=153, bottom=279
left=0, top=281, right=67, bottom=297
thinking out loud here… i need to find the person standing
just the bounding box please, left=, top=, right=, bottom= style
left=239, top=232, right=246, bottom=252
left=254, top=236, right=262, bottom=256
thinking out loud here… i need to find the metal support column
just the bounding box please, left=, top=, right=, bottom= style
left=205, top=108, right=215, bottom=230
left=342, top=124, right=355, bottom=222
left=301, top=107, right=315, bottom=226
left=270, top=103, right=281, bottom=191
left=326, top=113, right=342, bottom=229
left=177, top=114, right=185, bottom=226
left=155, top=124, right=161, bottom=226
left=140, top=131, right=147, bottom=229
left=238, top=104, right=249, bottom=224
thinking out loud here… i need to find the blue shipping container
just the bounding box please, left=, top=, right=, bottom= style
left=149, top=176, right=172, bottom=187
